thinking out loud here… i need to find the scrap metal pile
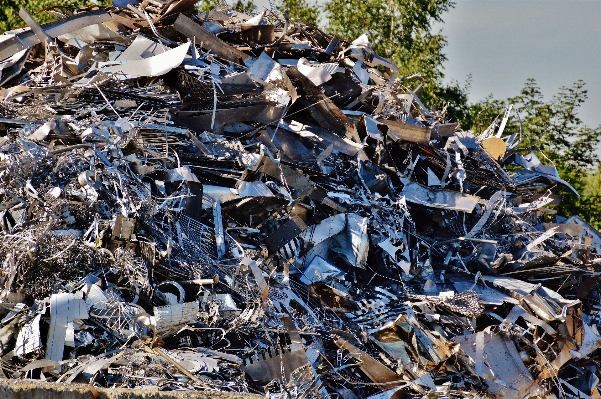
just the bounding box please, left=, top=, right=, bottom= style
left=0, top=1, right=600, bottom=398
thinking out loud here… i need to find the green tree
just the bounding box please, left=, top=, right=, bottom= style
left=465, top=79, right=601, bottom=228
left=196, top=0, right=220, bottom=13
left=324, top=0, right=452, bottom=73
left=322, top=0, right=469, bottom=121
left=274, top=0, right=320, bottom=26
left=196, top=0, right=257, bottom=14
left=576, top=166, right=601, bottom=229
left=0, top=0, right=110, bottom=34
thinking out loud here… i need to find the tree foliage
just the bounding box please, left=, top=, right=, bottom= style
left=465, top=79, right=601, bottom=228
left=197, top=0, right=319, bottom=25
left=274, top=0, right=320, bottom=26
left=0, top=0, right=110, bottom=34
left=197, top=0, right=257, bottom=14
left=324, top=0, right=452, bottom=79
left=323, top=0, right=467, bottom=118
left=231, top=0, right=257, bottom=14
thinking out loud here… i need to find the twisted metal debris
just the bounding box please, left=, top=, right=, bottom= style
left=0, top=1, right=599, bottom=398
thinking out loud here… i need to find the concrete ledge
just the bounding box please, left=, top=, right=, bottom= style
left=0, top=378, right=263, bottom=399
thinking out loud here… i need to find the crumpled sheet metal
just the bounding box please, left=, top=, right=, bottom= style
left=0, top=1, right=600, bottom=399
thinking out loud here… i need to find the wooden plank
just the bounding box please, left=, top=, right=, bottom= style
left=481, top=137, right=506, bottom=161
left=382, top=119, right=431, bottom=143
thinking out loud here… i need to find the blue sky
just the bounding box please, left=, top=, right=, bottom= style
left=438, top=0, right=601, bottom=128
left=253, top=0, right=601, bottom=128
